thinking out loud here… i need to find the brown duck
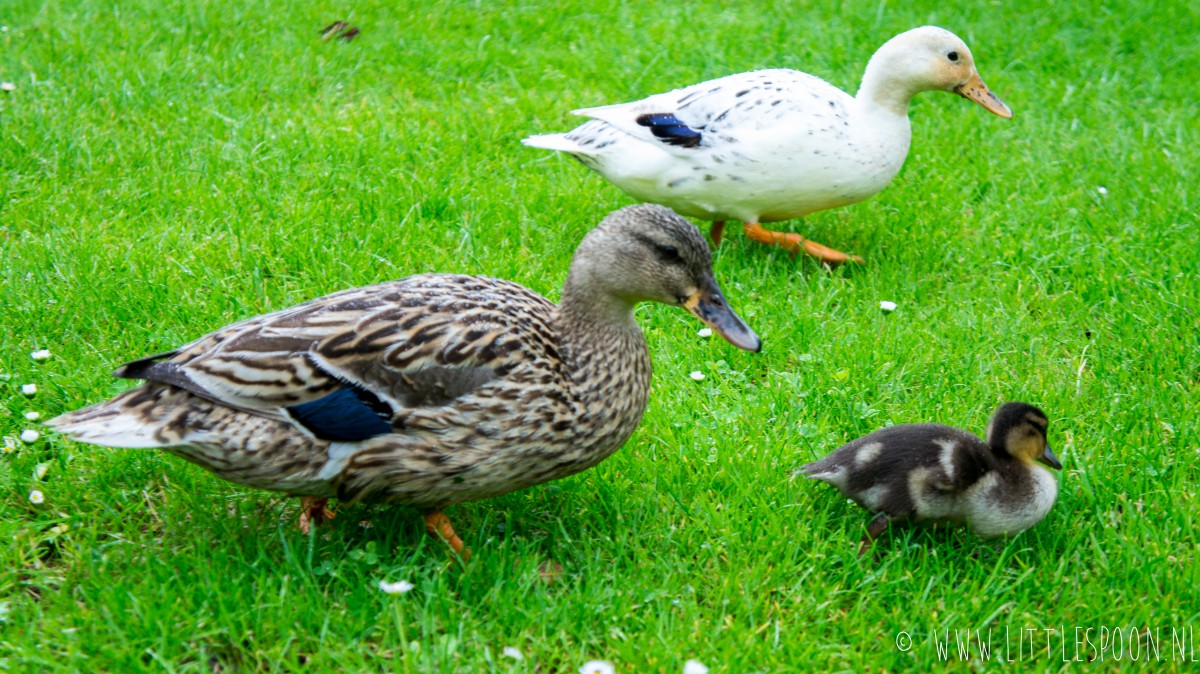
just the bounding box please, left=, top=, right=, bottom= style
left=50, top=204, right=761, bottom=559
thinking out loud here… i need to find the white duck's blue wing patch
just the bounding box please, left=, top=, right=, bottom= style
left=634, top=113, right=703, bottom=148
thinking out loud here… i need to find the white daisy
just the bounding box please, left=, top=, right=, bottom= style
left=25, top=411, right=40, bottom=421
left=689, top=371, right=705, bottom=381
left=21, top=384, right=37, bottom=395
left=697, top=328, right=713, bottom=338
left=377, top=579, right=415, bottom=595
left=0, top=82, right=15, bottom=92
left=1097, top=186, right=1108, bottom=196
left=502, top=646, right=524, bottom=661
left=579, top=661, right=615, bottom=674
left=30, top=349, right=52, bottom=361
left=29, top=490, right=45, bottom=505
left=683, top=661, right=709, bottom=674
left=879, top=301, right=897, bottom=312
left=20, top=430, right=39, bottom=443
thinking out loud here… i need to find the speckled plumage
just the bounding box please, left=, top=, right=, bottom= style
left=50, top=205, right=760, bottom=532
left=797, top=403, right=1061, bottom=546
left=524, top=27, right=1012, bottom=262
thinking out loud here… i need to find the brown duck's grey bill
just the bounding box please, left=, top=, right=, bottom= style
left=684, top=281, right=762, bottom=352
left=955, top=71, right=1013, bottom=119
left=1038, top=444, right=1063, bottom=470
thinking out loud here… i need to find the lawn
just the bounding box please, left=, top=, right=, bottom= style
left=2, top=0, right=1198, bottom=671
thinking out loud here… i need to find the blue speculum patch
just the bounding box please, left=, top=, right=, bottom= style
left=288, top=386, right=394, bottom=441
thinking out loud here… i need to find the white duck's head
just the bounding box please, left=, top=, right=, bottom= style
left=857, top=26, right=1012, bottom=119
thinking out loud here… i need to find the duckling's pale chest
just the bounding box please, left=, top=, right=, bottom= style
left=962, top=465, right=1059, bottom=538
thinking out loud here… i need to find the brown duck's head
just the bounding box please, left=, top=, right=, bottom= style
left=986, top=402, right=1061, bottom=469
left=567, top=204, right=761, bottom=352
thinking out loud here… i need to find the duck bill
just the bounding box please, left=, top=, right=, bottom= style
left=683, top=281, right=762, bottom=352
left=954, top=72, right=1013, bottom=119
left=1037, top=444, right=1063, bottom=470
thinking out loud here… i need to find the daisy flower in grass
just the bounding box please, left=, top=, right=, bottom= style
left=378, top=580, right=415, bottom=595
left=579, top=661, right=615, bottom=674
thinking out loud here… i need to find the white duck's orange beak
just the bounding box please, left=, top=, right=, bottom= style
left=955, top=71, right=1013, bottom=119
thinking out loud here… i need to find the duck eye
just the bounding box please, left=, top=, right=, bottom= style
left=947, top=51, right=960, bottom=62
left=654, top=244, right=684, bottom=265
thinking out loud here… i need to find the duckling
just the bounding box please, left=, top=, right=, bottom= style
left=49, top=204, right=761, bottom=560
left=796, top=403, right=1061, bottom=556
left=523, top=26, right=1012, bottom=265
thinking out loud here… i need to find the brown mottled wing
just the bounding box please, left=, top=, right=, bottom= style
left=115, top=274, right=557, bottom=419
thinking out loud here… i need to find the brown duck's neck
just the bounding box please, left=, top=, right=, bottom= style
left=556, top=286, right=653, bottom=410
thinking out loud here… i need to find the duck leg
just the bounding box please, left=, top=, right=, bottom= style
left=423, top=511, right=472, bottom=562
left=709, top=220, right=727, bottom=248
left=298, top=496, right=335, bottom=535
left=858, top=512, right=890, bottom=557
left=742, top=222, right=863, bottom=265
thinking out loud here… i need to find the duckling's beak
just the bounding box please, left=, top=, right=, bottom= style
left=1037, top=444, right=1063, bottom=470
left=954, top=71, right=1013, bottom=119
left=683, top=281, right=762, bottom=352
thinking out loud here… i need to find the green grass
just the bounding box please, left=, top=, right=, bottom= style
left=2, top=0, right=1199, bottom=670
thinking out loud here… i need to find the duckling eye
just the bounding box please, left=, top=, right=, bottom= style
left=653, top=244, right=684, bottom=265
left=947, top=51, right=960, bottom=62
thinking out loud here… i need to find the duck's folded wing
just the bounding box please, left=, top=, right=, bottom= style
left=114, top=276, right=552, bottom=441
left=925, top=443, right=994, bottom=494
left=573, top=69, right=822, bottom=153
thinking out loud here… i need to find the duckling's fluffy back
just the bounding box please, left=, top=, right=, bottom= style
left=800, top=424, right=991, bottom=516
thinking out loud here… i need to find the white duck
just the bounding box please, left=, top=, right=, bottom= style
left=523, top=26, right=1012, bottom=264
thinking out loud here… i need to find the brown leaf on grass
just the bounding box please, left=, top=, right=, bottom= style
left=321, top=21, right=360, bottom=42
left=320, top=21, right=348, bottom=39
left=538, top=560, right=564, bottom=584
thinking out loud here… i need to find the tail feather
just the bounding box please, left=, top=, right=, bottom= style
left=521, top=133, right=587, bottom=154
left=47, top=386, right=176, bottom=449
left=48, top=412, right=165, bottom=449
left=793, top=456, right=837, bottom=478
